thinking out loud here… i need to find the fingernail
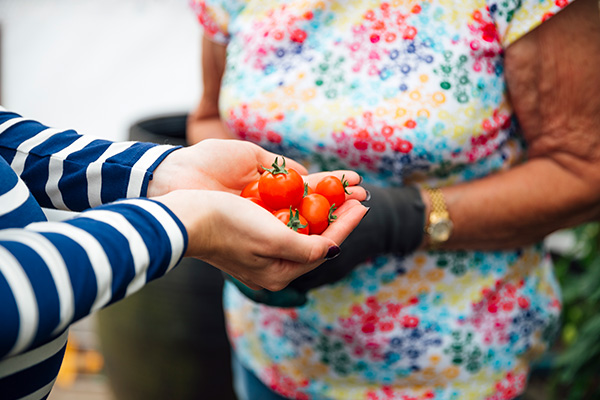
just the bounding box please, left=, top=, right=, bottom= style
left=362, top=207, right=371, bottom=220
left=364, top=190, right=371, bottom=202
left=325, top=246, right=341, bottom=260
left=358, top=175, right=363, bottom=184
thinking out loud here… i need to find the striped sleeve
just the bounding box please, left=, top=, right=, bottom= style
left=0, top=108, right=180, bottom=211
left=0, top=198, right=187, bottom=360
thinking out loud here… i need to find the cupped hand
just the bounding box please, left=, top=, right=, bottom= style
left=153, top=190, right=368, bottom=291
left=148, top=139, right=368, bottom=203
left=148, top=139, right=308, bottom=196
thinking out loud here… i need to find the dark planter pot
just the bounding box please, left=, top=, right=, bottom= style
left=97, top=114, right=236, bottom=400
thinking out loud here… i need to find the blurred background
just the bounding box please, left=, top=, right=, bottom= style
left=1, top=1, right=599, bottom=400
left=0, top=0, right=199, bottom=141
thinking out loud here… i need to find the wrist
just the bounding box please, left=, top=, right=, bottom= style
left=147, top=149, right=183, bottom=197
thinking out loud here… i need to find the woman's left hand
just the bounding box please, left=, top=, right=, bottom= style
left=148, top=139, right=304, bottom=196
left=148, top=138, right=367, bottom=200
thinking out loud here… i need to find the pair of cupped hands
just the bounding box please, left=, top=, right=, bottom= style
left=147, top=139, right=369, bottom=293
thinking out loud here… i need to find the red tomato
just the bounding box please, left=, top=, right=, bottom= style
left=246, top=196, right=272, bottom=212
left=259, top=157, right=304, bottom=210
left=273, top=208, right=309, bottom=235
left=304, top=183, right=314, bottom=196
left=241, top=179, right=261, bottom=199
left=298, top=193, right=331, bottom=235
left=315, top=175, right=350, bottom=207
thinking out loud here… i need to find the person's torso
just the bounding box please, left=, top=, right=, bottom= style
left=214, top=1, right=561, bottom=398
left=218, top=0, right=521, bottom=187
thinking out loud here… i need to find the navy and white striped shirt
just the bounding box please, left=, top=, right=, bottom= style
left=0, top=107, right=188, bottom=399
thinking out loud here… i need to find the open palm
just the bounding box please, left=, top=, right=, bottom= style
left=149, top=139, right=366, bottom=200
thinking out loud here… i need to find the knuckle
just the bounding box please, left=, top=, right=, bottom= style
left=307, top=245, right=326, bottom=264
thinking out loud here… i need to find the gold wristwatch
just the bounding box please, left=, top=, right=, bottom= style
left=425, top=188, right=453, bottom=245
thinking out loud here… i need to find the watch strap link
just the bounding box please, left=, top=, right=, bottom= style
left=425, top=187, right=453, bottom=245
left=427, top=188, right=449, bottom=220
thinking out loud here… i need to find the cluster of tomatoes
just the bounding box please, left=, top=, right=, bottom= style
left=241, top=157, right=350, bottom=235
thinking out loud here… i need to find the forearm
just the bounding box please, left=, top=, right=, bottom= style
left=431, top=0, right=600, bottom=251
left=430, top=156, right=600, bottom=250
left=0, top=199, right=186, bottom=358
left=186, top=71, right=232, bottom=144
left=0, top=109, right=178, bottom=210
left=186, top=110, right=233, bottom=144
left=186, top=35, right=230, bottom=145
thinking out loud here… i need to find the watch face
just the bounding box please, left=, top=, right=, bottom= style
left=429, top=220, right=453, bottom=242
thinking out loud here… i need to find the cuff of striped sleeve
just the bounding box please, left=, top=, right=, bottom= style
left=125, top=144, right=181, bottom=199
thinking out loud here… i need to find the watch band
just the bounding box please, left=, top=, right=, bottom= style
left=425, top=187, right=453, bottom=245
left=427, top=188, right=449, bottom=219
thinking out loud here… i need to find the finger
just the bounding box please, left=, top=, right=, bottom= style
left=344, top=185, right=368, bottom=202
left=260, top=201, right=367, bottom=267
left=303, top=172, right=367, bottom=203
left=321, top=200, right=369, bottom=244
left=262, top=227, right=338, bottom=266
left=303, top=170, right=361, bottom=187
left=283, top=158, right=309, bottom=175
left=253, top=145, right=309, bottom=175
left=333, top=170, right=361, bottom=186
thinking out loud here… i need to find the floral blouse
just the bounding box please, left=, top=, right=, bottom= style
left=193, top=1, right=571, bottom=399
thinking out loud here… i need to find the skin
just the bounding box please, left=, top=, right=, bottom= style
left=432, top=0, right=600, bottom=249
left=147, top=139, right=368, bottom=290
left=186, top=36, right=234, bottom=142
left=187, top=0, right=600, bottom=251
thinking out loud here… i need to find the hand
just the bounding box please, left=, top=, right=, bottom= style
left=147, top=139, right=302, bottom=196
left=148, top=139, right=367, bottom=198
left=153, top=189, right=368, bottom=291
left=236, top=184, right=424, bottom=307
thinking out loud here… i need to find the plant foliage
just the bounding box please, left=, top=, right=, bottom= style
left=548, top=223, right=600, bottom=400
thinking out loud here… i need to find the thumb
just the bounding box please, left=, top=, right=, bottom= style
left=320, top=200, right=369, bottom=244
left=265, top=200, right=367, bottom=266
left=268, top=231, right=340, bottom=266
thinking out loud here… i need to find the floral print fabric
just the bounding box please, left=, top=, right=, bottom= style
left=192, top=1, right=571, bottom=399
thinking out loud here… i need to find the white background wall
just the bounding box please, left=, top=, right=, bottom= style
left=0, top=0, right=201, bottom=142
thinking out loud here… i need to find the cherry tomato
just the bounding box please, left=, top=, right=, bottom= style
left=298, top=193, right=331, bottom=235
left=246, top=196, right=272, bottom=212
left=304, top=183, right=314, bottom=196
left=315, top=175, right=350, bottom=208
left=273, top=207, right=309, bottom=235
left=241, top=179, right=261, bottom=199
left=259, top=157, right=304, bottom=210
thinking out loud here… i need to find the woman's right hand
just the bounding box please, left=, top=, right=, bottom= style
left=153, top=189, right=368, bottom=291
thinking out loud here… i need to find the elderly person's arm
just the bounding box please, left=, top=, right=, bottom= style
left=186, top=36, right=232, bottom=143
left=434, top=0, right=600, bottom=250
left=289, top=0, right=600, bottom=294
